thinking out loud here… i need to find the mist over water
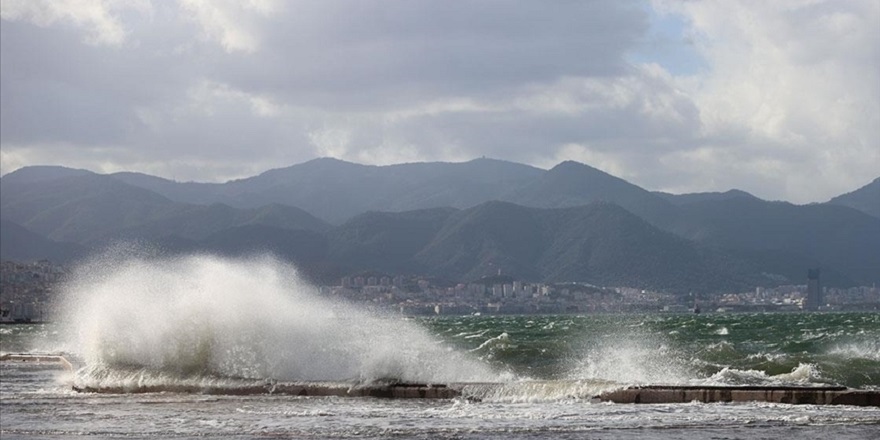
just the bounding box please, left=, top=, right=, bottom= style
left=58, top=251, right=503, bottom=388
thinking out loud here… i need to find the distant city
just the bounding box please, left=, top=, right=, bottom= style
left=3, top=259, right=877, bottom=322
left=1, top=260, right=64, bottom=322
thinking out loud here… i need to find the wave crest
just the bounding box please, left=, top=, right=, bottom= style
left=59, top=252, right=504, bottom=386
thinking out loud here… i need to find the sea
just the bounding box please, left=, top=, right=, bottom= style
left=1, top=254, right=879, bottom=439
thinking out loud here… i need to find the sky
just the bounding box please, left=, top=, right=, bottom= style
left=1, top=0, right=878, bottom=203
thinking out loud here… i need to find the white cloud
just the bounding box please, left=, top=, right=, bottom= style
left=0, top=145, right=31, bottom=176
left=651, top=0, right=880, bottom=201
left=178, top=0, right=277, bottom=53
left=182, top=79, right=281, bottom=118
left=383, top=98, right=496, bottom=124
left=0, top=141, right=141, bottom=176
left=307, top=126, right=352, bottom=159
left=0, top=0, right=149, bottom=46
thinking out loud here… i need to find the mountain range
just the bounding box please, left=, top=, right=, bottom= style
left=1, top=158, right=877, bottom=291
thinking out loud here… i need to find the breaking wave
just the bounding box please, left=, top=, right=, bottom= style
left=699, top=363, right=825, bottom=386
left=58, top=251, right=505, bottom=389
left=566, top=331, right=693, bottom=385
left=828, top=341, right=880, bottom=362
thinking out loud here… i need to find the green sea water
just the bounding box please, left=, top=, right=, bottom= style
left=423, top=312, right=880, bottom=389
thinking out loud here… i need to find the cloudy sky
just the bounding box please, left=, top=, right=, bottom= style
left=1, top=0, right=877, bottom=203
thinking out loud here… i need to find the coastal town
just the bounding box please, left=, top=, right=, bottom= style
left=2, top=259, right=878, bottom=322
left=0, top=260, right=65, bottom=323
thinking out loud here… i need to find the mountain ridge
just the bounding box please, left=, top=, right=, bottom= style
left=827, top=177, right=880, bottom=219
left=3, top=160, right=877, bottom=289
left=0, top=219, right=85, bottom=263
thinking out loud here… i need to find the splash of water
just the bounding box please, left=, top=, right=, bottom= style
left=460, top=379, right=619, bottom=403
left=58, top=251, right=503, bottom=387
left=566, top=329, right=693, bottom=385
left=701, top=363, right=825, bottom=386
left=828, top=341, right=880, bottom=362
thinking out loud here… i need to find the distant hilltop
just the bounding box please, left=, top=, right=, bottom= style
left=1, top=158, right=878, bottom=292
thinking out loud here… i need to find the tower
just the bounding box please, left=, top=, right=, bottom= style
left=805, top=268, right=822, bottom=311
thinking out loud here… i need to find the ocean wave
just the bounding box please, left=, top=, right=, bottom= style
left=567, top=333, right=693, bottom=385
left=828, top=341, right=880, bottom=362
left=462, top=330, right=491, bottom=339
left=699, top=363, right=827, bottom=386
left=69, top=364, right=266, bottom=392
left=469, top=333, right=512, bottom=359
left=58, top=253, right=507, bottom=386
left=702, top=341, right=738, bottom=354
left=745, top=351, right=789, bottom=363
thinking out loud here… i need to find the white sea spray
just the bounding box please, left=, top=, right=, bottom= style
left=57, top=250, right=504, bottom=387
left=566, top=327, right=693, bottom=385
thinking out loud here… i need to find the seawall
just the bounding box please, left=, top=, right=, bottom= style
left=68, top=380, right=880, bottom=406
left=3, top=355, right=878, bottom=406
left=71, top=382, right=462, bottom=399
left=0, top=353, right=73, bottom=370
left=597, top=385, right=880, bottom=407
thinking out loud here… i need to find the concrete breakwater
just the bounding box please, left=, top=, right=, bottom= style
left=0, top=353, right=73, bottom=370
left=70, top=382, right=880, bottom=406
left=597, top=385, right=880, bottom=407
left=3, top=354, right=878, bottom=406
left=72, top=382, right=462, bottom=399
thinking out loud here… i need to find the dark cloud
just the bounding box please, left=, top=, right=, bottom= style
left=0, top=1, right=650, bottom=175
left=1, top=1, right=877, bottom=202
left=209, top=2, right=647, bottom=109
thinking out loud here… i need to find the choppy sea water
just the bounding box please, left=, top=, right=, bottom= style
left=3, top=312, right=880, bottom=439
left=424, top=313, right=880, bottom=389
left=2, top=255, right=879, bottom=438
